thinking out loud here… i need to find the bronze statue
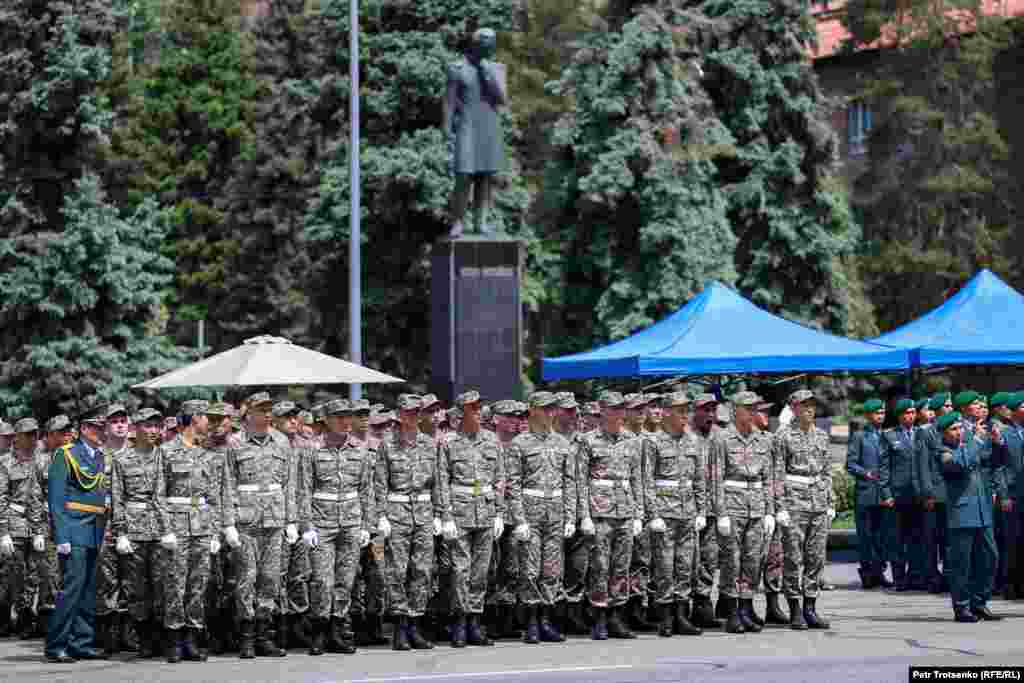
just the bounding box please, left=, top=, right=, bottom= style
left=444, top=29, right=507, bottom=238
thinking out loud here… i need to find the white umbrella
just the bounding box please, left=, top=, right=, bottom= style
left=133, top=335, right=404, bottom=389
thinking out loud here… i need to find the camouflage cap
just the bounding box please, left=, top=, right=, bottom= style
left=45, top=415, right=72, bottom=433
left=245, top=391, right=273, bottom=407
left=693, top=393, right=718, bottom=408
left=556, top=392, right=579, bottom=410
left=598, top=390, right=625, bottom=407
left=481, top=405, right=493, bottom=421
left=624, top=393, right=648, bottom=409
left=106, top=403, right=128, bottom=418
left=529, top=391, right=558, bottom=408
left=492, top=400, right=519, bottom=416
left=515, top=401, right=530, bottom=416
left=132, top=408, right=163, bottom=424
left=272, top=401, right=300, bottom=418
left=300, top=410, right=315, bottom=426
left=205, top=402, right=234, bottom=417
left=371, top=403, right=386, bottom=413
left=731, top=391, right=760, bottom=407
left=164, top=416, right=179, bottom=430
left=583, top=401, right=601, bottom=416
left=397, top=394, right=422, bottom=411
left=0, top=420, right=12, bottom=436
left=420, top=394, right=440, bottom=411
left=370, top=410, right=395, bottom=426
left=351, top=399, right=371, bottom=414
left=14, top=417, right=39, bottom=434
left=662, top=392, right=691, bottom=408
left=180, top=400, right=210, bottom=416
left=455, top=390, right=481, bottom=407
left=323, top=398, right=351, bottom=417
left=789, top=389, right=815, bottom=404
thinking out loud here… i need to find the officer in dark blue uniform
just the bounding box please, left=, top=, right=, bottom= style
left=43, top=399, right=110, bottom=662
left=937, top=411, right=1000, bottom=622
left=846, top=398, right=894, bottom=589
left=881, top=398, right=920, bottom=591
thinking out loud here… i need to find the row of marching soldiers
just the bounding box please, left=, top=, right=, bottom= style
left=0, top=385, right=836, bottom=662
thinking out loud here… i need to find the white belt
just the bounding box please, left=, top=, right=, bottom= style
left=655, top=479, right=691, bottom=488
left=126, top=502, right=149, bottom=510
left=313, top=491, right=358, bottom=502
left=523, top=488, right=562, bottom=498
left=591, top=479, right=630, bottom=489
left=387, top=493, right=432, bottom=503
left=238, top=483, right=282, bottom=493
left=724, top=480, right=763, bottom=489
left=7, top=503, right=25, bottom=514
left=166, top=496, right=207, bottom=506
left=451, top=484, right=491, bottom=496
left=785, top=474, right=818, bottom=485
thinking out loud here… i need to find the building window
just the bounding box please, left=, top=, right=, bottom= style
left=847, top=101, right=872, bottom=157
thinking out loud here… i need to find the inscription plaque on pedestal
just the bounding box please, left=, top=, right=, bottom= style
left=430, top=237, right=523, bottom=404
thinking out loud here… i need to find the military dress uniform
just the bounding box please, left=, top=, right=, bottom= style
left=916, top=397, right=949, bottom=594
left=711, top=392, right=775, bottom=634
left=880, top=404, right=921, bottom=590
left=505, top=391, right=576, bottom=644
left=846, top=401, right=892, bottom=588
left=998, top=396, right=1024, bottom=597
left=155, top=401, right=227, bottom=662
left=642, top=393, right=706, bottom=637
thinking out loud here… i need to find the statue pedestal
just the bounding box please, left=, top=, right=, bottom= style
left=430, top=236, right=524, bottom=404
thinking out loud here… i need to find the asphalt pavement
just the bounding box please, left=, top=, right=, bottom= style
left=6, top=562, right=1024, bottom=683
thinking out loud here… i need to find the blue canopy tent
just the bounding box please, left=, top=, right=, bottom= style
left=542, top=281, right=911, bottom=380
left=871, top=269, right=1024, bottom=367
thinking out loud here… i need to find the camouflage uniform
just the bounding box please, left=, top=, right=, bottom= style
left=0, top=439, right=44, bottom=629
left=488, top=401, right=521, bottom=617
left=273, top=404, right=312, bottom=644
left=95, top=445, right=127, bottom=633
left=624, top=395, right=653, bottom=612
left=202, top=414, right=241, bottom=652
left=761, top=423, right=786, bottom=596
left=350, top=423, right=387, bottom=643
left=31, top=443, right=59, bottom=620
left=564, top=418, right=598, bottom=610
left=691, top=414, right=720, bottom=606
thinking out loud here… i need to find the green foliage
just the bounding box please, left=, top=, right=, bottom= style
left=831, top=466, right=856, bottom=513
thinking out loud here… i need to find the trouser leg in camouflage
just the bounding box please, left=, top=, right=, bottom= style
left=761, top=526, right=783, bottom=593
left=280, top=536, right=310, bottom=617
left=719, top=516, right=764, bottom=600
left=629, top=528, right=651, bottom=605
left=428, top=536, right=454, bottom=621
left=588, top=519, right=633, bottom=608
left=651, top=519, right=696, bottom=604
left=692, top=518, right=718, bottom=598
left=36, top=541, right=59, bottom=612
left=563, top=529, right=592, bottom=605
left=95, top=544, right=120, bottom=617
left=122, top=542, right=163, bottom=623
left=782, top=511, right=828, bottom=599
left=386, top=522, right=434, bottom=617
left=450, top=527, right=493, bottom=615
left=309, top=527, right=361, bottom=620
left=164, top=536, right=211, bottom=630
left=518, top=520, right=563, bottom=607
left=9, top=541, right=38, bottom=615
left=235, top=527, right=285, bottom=623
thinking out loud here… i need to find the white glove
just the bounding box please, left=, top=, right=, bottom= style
left=717, top=516, right=731, bottom=535
left=513, top=522, right=530, bottom=542
left=763, top=514, right=776, bottom=538
left=695, top=515, right=707, bottom=532
left=56, top=542, right=71, bottom=556
left=302, top=529, right=319, bottom=548
left=648, top=517, right=667, bottom=533
left=632, top=518, right=643, bottom=537
left=581, top=517, right=596, bottom=536
left=285, top=523, right=299, bottom=545
left=826, top=508, right=836, bottom=523
left=160, top=533, right=178, bottom=550
left=223, top=526, right=241, bottom=548
left=776, top=510, right=791, bottom=528
left=493, top=516, right=505, bottom=540
left=210, top=538, right=221, bottom=555
left=0, top=535, right=13, bottom=556
left=563, top=521, right=576, bottom=538
left=442, top=519, right=458, bottom=541
left=32, top=535, right=45, bottom=553
left=358, top=529, right=371, bottom=548
left=115, top=536, right=134, bottom=555
left=378, top=517, right=392, bottom=539
left=433, top=517, right=443, bottom=536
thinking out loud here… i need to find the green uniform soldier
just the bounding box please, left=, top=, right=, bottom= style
left=690, top=394, right=722, bottom=628
left=505, top=391, right=576, bottom=644
left=110, top=408, right=166, bottom=658
left=374, top=394, right=441, bottom=651
left=438, top=390, right=505, bottom=647
left=846, top=398, right=894, bottom=589
left=711, top=391, right=776, bottom=634
left=880, top=398, right=920, bottom=591
left=300, top=398, right=373, bottom=656
left=773, top=390, right=832, bottom=630
left=917, top=393, right=952, bottom=594
left=95, top=404, right=131, bottom=654
left=643, top=393, right=706, bottom=637
left=577, top=391, right=645, bottom=640
left=989, top=392, right=1013, bottom=595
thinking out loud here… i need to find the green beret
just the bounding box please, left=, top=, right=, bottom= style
left=894, top=398, right=915, bottom=413
left=915, top=398, right=929, bottom=410
left=954, top=391, right=980, bottom=408
left=991, top=392, right=1011, bottom=408
left=928, top=393, right=950, bottom=411
left=1007, top=393, right=1024, bottom=411
left=936, top=411, right=960, bottom=432
left=863, top=398, right=884, bottom=413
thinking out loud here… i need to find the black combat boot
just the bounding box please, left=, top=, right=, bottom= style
left=538, top=607, right=565, bottom=643
left=97, top=614, right=117, bottom=657
left=120, top=614, right=139, bottom=651
left=591, top=607, right=608, bottom=640
left=408, top=617, right=434, bottom=650
left=450, top=614, right=467, bottom=648
left=34, top=609, right=51, bottom=639
left=765, top=592, right=789, bottom=625
left=564, top=601, right=588, bottom=635
left=858, top=567, right=877, bottom=590
left=788, top=598, right=807, bottom=630
left=606, top=606, right=636, bottom=639
left=364, top=613, right=387, bottom=646
left=748, top=599, right=765, bottom=628
left=181, top=628, right=207, bottom=661
left=892, top=565, right=909, bottom=592
left=500, top=603, right=521, bottom=638
left=627, top=597, right=653, bottom=631
left=523, top=606, right=539, bottom=644
left=392, top=616, right=410, bottom=651
left=255, top=617, right=286, bottom=656
left=332, top=617, right=357, bottom=654
left=0, top=603, right=10, bottom=638
left=308, top=618, right=326, bottom=656
left=691, top=595, right=721, bottom=628
left=673, top=600, right=702, bottom=636
left=803, top=597, right=830, bottom=629
left=290, top=613, right=311, bottom=648
left=467, top=613, right=493, bottom=646
left=737, top=599, right=762, bottom=633
left=19, top=609, right=38, bottom=641
left=238, top=620, right=255, bottom=659
left=275, top=614, right=289, bottom=651
left=723, top=598, right=744, bottom=634
left=165, top=628, right=182, bottom=663
left=657, top=604, right=674, bottom=637
left=715, top=595, right=729, bottom=620
left=133, top=621, right=150, bottom=658
left=954, top=606, right=978, bottom=623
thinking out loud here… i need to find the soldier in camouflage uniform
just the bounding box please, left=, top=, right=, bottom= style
left=711, top=391, right=776, bottom=634
left=31, top=416, right=70, bottom=639
left=773, top=390, right=832, bottom=630
left=155, top=400, right=228, bottom=662
left=224, top=392, right=297, bottom=659
left=110, top=408, right=165, bottom=658
left=95, top=404, right=131, bottom=654
left=758, top=395, right=789, bottom=626
left=505, top=391, right=576, bottom=644
left=438, top=390, right=505, bottom=647
left=0, top=419, right=45, bottom=639
left=624, top=393, right=655, bottom=630
left=577, top=391, right=645, bottom=640
left=564, top=400, right=598, bottom=633
left=0, top=418, right=14, bottom=638
left=488, top=399, right=523, bottom=640
left=374, top=394, right=441, bottom=651
left=690, top=394, right=722, bottom=628
left=643, top=393, right=706, bottom=637
left=299, top=398, right=373, bottom=656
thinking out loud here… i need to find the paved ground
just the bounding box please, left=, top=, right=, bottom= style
left=5, top=561, right=1024, bottom=683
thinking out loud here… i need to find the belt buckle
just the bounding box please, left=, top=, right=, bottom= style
left=472, top=480, right=481, bottom=497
